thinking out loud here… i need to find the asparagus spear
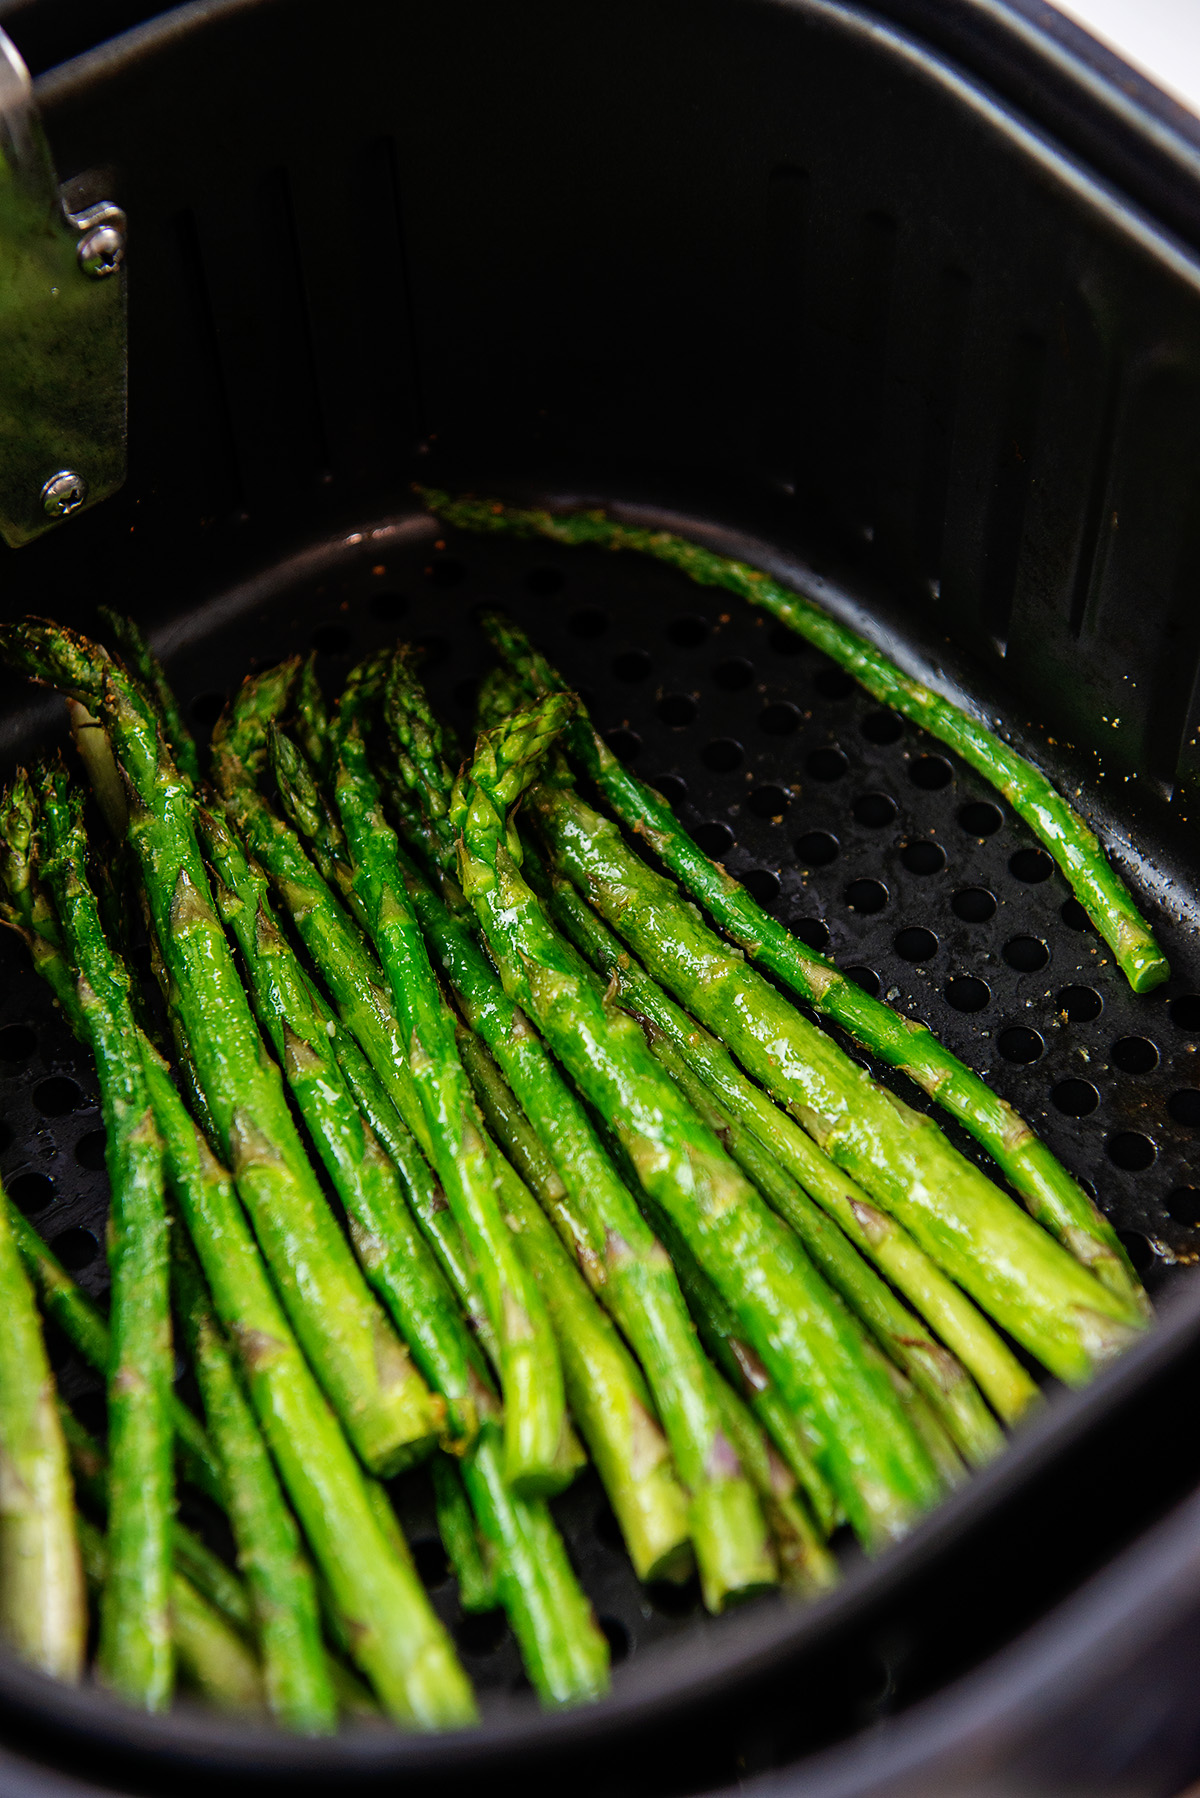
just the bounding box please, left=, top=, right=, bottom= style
left=422, top=490, right=1167, bottom=996
left=171, top=1236, right=336, bottom=1733
left=0, top=624, right=432, bottom=1480
left=527, top=776, right=1146, bottom=1383
left=537, top=863, right=1036, bottom=1437
left=705, top=1371, right=837, bottom=1595
left=97, top=607, right=200, bottom=788
left=456, top=1025, right=702, bottom=1589
left=0, top=1178, right=85, bottom=1682
left=451, top=697, right=942, bottom=1550
left=38, top=770, right=175, bottom=1710
left=482, top=615, right=1148, bottom=1316
left=294, top=653, right=333, bottom=781
left=76, top=1515, right=264, bottom=1714
left=137, top=1040, right=476, bottom=1727
left=431, top=1454, right=498, bottom=1614
left=333, top=719, right=566, bottom=1498
left=665, top=1253, right=840, bottom=1540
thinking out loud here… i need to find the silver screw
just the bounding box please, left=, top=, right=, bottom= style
left=76, top=222, right=124, bottom=278
left=41, top=471, right=87, bottom=518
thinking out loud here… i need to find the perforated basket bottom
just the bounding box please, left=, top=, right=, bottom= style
left=1, top=504, right=1198, bottom=1740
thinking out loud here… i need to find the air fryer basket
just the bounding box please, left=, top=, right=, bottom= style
left=4, top=0, right=1200, bottom=1790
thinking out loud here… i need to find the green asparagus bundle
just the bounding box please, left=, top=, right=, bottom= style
left=481, top=612, right=1148, bottom=1316
left=421, top=490, right=1167, bottom=995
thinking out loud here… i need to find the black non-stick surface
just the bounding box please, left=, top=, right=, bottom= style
left=1, top=502, right=1199, bottom=1776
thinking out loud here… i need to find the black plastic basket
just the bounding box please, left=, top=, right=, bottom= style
left=3, top=0, right=1200, bottom=1791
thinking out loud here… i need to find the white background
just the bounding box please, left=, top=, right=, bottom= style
left=1050, top=0, right=1200, bottom=118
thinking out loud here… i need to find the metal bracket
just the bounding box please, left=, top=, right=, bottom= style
left=0, top=29, right=126, bottom=548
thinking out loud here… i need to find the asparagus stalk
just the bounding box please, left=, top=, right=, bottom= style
left=171, top=1236, right=337, bottom=1733
left=196, top=805, right=455, bottom=1452
left=333, top=719, right=566, bottom=1498
left=0, top=1178, right=85, bottom=1682
left=705, top=1371, right=837, bottom=1595
left=97, top=607, right=200, bottom=789
left=76, top=1515, right=264, bottom=1714
left=422, top=491, right=1167, bottom=995
left=294, top=653, right=333, bottom=781
left=456, top=1025, right=702, bottom=1589
left=537, top=864, right=1035, bottom=1438
left=138, top=1040, right=476, bottom=1728
left=0, top=624, right=432, bottom=1480
left=431, top=1454, right=499, bottom=1615
left=451, top=697, right=943, bottom=1549
left=484, top=616, right=1148, bottom=1316
left=38, top=770, right=175, bottom=1710
left=666, top=1255, right=840, bottom=1540
left=527, top=775, right=1146, bottom=1383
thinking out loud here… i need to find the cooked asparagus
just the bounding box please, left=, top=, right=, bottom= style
left=38, top=770, right=174, bottom=1711
left=0, top=1178, right=84, bottom=1683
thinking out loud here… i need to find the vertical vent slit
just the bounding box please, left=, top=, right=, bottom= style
left=981, top=330, right=1045, bottom=651
left=172, top=208, right=245, bottom=517
left=1068, top=363, right=1122, bottom=640
left=762, top=164, right=810, bottom=488
left=271, top=165, right=332, bottom=479
left=916, top=265, right=971, bottom=592
left=374, top=136, right=428, bottom=445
